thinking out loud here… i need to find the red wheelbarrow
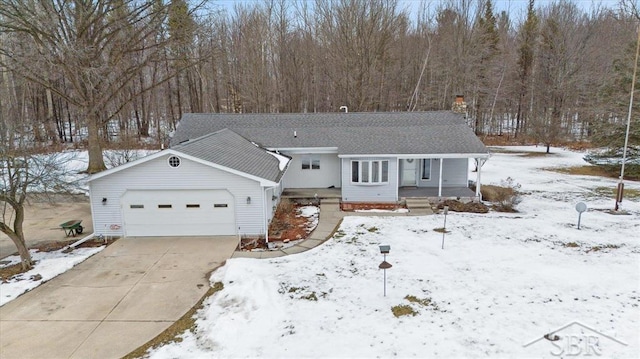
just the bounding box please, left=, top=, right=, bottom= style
left=59, top=219, right=84, bottom=237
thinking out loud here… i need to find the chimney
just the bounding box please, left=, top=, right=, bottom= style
left=452, top=95, right=467, bottom=114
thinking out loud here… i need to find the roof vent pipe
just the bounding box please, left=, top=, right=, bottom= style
left=339, top=106, right=348, bottom=113
left=294, top=130, right=297, bottom=138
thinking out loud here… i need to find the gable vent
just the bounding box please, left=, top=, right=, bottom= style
left=168, top=156, right=181, bottom=168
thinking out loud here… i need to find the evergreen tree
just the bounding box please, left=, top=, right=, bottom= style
left=515, top=0, right=538, bottom=138
left=593, top=36, right=640, bottom=153
left=472, top=0, right=500, bottom=135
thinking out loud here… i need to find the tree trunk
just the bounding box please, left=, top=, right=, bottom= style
left=8, top=231, right=32, bottom=270
left=0, top=203, right=33, bottom=270
left=86, top=111, right=106, bottom=173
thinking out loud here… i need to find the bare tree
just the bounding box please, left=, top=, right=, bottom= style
left=0, top=0, right=185, bottom=173
left=0, top=141, right=82, bottom=270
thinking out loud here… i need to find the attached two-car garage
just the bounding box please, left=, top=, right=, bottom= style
left=121, top=189, right=236, bottom=237
left=88, top=131, right=289, bottom=239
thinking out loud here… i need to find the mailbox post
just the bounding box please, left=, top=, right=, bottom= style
left=378, top=245, right=392, bottom=296
left=575, top=202, right=587, bottom=230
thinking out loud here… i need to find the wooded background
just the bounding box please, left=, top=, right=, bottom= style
left=0, top=0, right=638, bottom=172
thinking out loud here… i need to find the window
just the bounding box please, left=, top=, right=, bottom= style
left=422, top=159, right=432, bottom=180
left=158, top=204, right=172, bottom=209
left=351, top=160, right=389, bottom=184
left=186, top=204, right=200, bottom=208
left=214, top=204, right=228, bottom=208
left=382, top=161, right=389, bottom=182
left=168, top=156, right=181, bottom=168
left=351, top=161, right=359, bottom=182
left=130, top=204, right=144, bottom=209
left=302, top=156, right=320, bottom=170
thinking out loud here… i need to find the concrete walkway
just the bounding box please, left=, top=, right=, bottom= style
left=0, top=236, right=238, bottom=359
left=232, top=199, right=433, bottom=259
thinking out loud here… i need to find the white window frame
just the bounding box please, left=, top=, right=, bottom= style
left=301, top=156, right=321, bottom=170
left=422, top=159, right=432, bottom=180
left=351, top=160, right=389, bottom=184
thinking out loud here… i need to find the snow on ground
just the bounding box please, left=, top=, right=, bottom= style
left=41, top=149, right=160, bottom=193
left=0, top=246, right=104, bottom=306
left=144, top=146, right=638, bottom=358
left=298, top=205, right=319, bottom=233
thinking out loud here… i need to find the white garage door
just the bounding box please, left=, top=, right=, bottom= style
left=121, top=190, right=236, bottom=237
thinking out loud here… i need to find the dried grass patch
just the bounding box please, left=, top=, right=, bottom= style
left=436, top=200, right=489, bottom=213
left=391, top=304, right=417, bottom=317
left=593, top=186, right=640, bottom=200
left=547, top=165, right=615, bottom=178
left=0, top=263, right=27, bottom=282
left=548, top=165, right=640, bottom=181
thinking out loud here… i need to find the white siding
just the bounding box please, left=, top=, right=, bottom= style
left=281, top=153, right=340, bottom=188
left=418, top=158, right=469, bottom=187
left=341, top=157, right=398, bottom=202
left=266, top=187, right=275, bottom=223
left=89, top=153, right=266, bottom=237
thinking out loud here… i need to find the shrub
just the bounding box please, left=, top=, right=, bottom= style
left=269, top=199, right=297, bottom=233
left=482, top=177, right=521, bottom=212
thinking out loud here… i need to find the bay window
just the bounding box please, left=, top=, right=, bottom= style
left=351, top=160, right=389, bottom=184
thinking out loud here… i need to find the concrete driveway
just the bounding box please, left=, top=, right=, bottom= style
left=0, top=236, right=238, bottom=359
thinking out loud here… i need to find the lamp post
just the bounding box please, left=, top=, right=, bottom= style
left=616, top=23, right=640, bottom=211
left=378, top=245, right=392, bottom=297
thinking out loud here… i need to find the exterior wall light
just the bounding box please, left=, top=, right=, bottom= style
left=246, top=196, right=251, bottom=205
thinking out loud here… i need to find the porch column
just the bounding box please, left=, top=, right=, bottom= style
left=475, top=158, right=483, bottom=200
left=438, top=158, right=444, bottom=197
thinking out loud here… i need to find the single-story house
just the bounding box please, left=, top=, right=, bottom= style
left=88, top=111, right=489, bottom=239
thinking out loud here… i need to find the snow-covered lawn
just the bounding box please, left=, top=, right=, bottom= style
left=0, top=246, right=105, bottom=306
left=147, top=146, right=639, bottom=358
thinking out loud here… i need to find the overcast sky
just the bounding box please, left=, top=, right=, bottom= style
left=215, top=0, right=627, bottom=23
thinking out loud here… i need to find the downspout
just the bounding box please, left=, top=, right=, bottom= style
left=263, top=187, right=269, bottom=243
left=88, top=182, right=97, bottom=237
left=438, top=158, right=444, bottom=197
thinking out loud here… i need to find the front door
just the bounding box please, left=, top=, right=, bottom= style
left=401, top=159, right=417, bottom=186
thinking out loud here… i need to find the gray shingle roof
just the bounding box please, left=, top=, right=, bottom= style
left=170, top=111, right=488, bottom=155
left=172, top=128, right=288, bottom=183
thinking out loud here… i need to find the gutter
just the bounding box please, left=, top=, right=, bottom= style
left=338, top=153, right=490, bottom=159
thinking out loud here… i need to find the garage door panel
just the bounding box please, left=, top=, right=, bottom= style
left=121, top=190, right=236, bottom=237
